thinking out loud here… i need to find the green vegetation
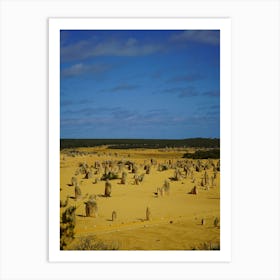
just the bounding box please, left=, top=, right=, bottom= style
left=183, top=149, right=220, bottom=159
left=72, top=236, right=119, bottom=250
left=60, top=138, right=220, bottom=150
left=101, top=172, right=119, bottom=181
left=60, top=206, right=76, bottom=250
left=191, top=242, right=220, bottom=250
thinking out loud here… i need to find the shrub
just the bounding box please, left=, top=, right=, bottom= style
left=73, top=236, right=119, bottom=250
left=60, top=206, right=76, bottom=250
left=101, top=172, right=119, bottom=181
left=183, top=149, right=220, bottom=159
left=60, top=223, right=75, bottom=250
left=191, top=242, right=220, bottom=250
left=61, top=206, right=76, bottom=225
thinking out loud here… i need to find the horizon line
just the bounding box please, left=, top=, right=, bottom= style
left=60, top=137, right=220, bottom=140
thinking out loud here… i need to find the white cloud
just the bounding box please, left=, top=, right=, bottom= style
left=171, top=30, right=220, bottom=45
left=61, top=63, right=110, bottom=77
left=61, top=37, right=164, bottom=62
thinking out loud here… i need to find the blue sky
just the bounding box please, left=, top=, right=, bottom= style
left=60, top=30, right=220, bottom=139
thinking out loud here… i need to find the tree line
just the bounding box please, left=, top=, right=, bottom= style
left=60, top=138, right=220, bottom=150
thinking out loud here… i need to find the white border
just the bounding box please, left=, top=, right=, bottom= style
left=49, top=18, right=231, bottom=262
left=1, top=0, right=279, bottom=279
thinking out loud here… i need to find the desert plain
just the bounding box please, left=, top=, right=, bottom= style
left=60, top=146, right=220, bottom=250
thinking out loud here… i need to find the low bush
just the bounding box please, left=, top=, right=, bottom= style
left=73, top=236, right=119, bottom=250
left=101, top=172, right=119, bottom=181
left=183, top=149, right=220, bottom=159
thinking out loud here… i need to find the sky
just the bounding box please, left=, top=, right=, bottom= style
left=60, top=30, right=220, bottom=139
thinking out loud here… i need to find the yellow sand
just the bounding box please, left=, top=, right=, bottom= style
left=60, top=146, right=220, bottom=250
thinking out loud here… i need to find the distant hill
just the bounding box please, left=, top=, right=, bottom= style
left=60, top=138, right=220, bottom=150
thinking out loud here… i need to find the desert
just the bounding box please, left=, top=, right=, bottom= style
left=60, top=142, right=220, bottom=250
